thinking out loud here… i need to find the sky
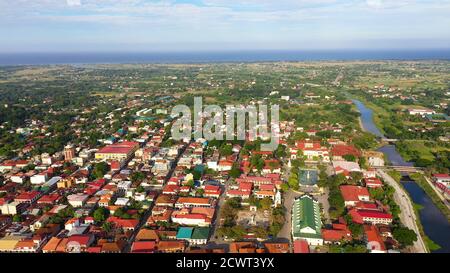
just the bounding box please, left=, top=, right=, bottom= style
left=0, top=0, right=449, bottom=52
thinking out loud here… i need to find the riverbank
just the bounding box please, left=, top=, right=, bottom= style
left=351, top=95, right=388, bottom=136
left=353, top=98, right=449, bottom=252
left=409, top=173, right=450, bottom=220
left=377, top=170, right=428, bottom=253
left=387, top=170, right=441, bottom=252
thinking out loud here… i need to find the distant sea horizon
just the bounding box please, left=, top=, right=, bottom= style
left=1, top=49, right=450, bottom=66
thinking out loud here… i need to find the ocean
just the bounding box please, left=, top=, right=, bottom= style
left=0, top=50, right=450, bottom=65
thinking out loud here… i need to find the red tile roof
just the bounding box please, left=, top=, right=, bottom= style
left=15, top=191, right=41, bottom=202
left=331, top=145, right=361, bottom=157
left=340, top=185, right=370, bottom=202
left=322, top=229, right=351, bottom=242
left=433, top=174, right=450, bottom=179
left=107, top=216, right=139, bottom=229
left=131, top=241, right=156, bottom=253
left=357, top=210, right=393, bottom=219
left=238, top=181, right=253, bottom=192
left=176, top=197, right=211, bottom=205
left=97, top=141, right=138, bottom=154
left=67, top=234, right=92, bottom=246
left=364, top=225, right=386, bottom=251
left=364, top=177, right=383, bottom=187
left=293, top=240, right=310, bottom=253
left=227, top=189, right=250, bottom=197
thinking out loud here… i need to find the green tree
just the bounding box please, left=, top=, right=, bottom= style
left=226, top=197, right=242, bottom=209
left=393, top=227, right=418, bottom=246
left=229, top=163, right=242, bottom=178
left=12, top=214, right=22, bottom=222
left=288, top=172, right=299, bottom=190
left=102, top=222, right=113, bottom=233
left=185, top=180, right=195, bottom=187
left=136, top=185, right=145, bottom=193
left=130, top=171, right=145, bottom=183
left=196, top=188, right=205, bottom=197
left=348, top=222, right=364, bottom=239
left=93, top=207, right=109, bottom=222
left=260, top=197, right=273, bottom=210
left=343, top=154, right=356, bottom=162
left=93, top=161, right=109, bottom=179
left=280, top=183, right=289, bottom=192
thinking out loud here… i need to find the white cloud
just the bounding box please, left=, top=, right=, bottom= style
left=67, top=0, right=81, bottom=6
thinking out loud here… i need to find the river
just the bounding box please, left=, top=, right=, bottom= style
left=352, top=99, right=450, bottom=253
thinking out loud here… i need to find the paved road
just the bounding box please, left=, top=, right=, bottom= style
left=208, top=179, right=229, bottom=245
left=277, top=190, right=293, bottom=242
left=317, top=188, right=331, bottom=225
left=377, top=169, right=428, bottom=253
left=208, top=150, right=242, bottom=246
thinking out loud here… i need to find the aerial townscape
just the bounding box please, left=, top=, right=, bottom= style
left=0, top=62, right=448, bottom=254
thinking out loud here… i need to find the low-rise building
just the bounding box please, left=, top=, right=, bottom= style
left=340, top=185, right=370, bottom=207
left=291, top=195, right=323, bottom=246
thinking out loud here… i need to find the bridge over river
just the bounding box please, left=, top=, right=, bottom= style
left=374, top=165, right=423, bottom=173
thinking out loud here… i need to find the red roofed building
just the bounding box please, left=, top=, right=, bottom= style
left=432, top=173, right=450, bottom=184
left=66, top=234, right=94, bottom=253
left=322, top=229, right=352, bottom=244
left=110, top=161, right=121, bottom=171
left=331, top=144, right=361, bottom=160
left=171, top=212, right=211, bottom=227
left=226, top=181, right=252, bottom=199
left=293, top=239, right=310, bottom=253
left=217, top=160, right=233, bottom=172
left=240, top=160, right=251, bottom=174
left=340, top=185, right=370, bottom=207
left=226, top=189, right=251, bottom=199
left=239, top=181, right=253, bottom=192
left=290, top=140, right=330, bottom=162
left=147, top=208, right=173, bottom=225
left=236, top=175, right=273, bottom=186
left=131, top=241, right=156, bottom=253
left=432, top=174, right=450, bottom=197
left=261, top=160, right=281, bottom=174
left=15, top=191, right=42, bottom=204
left=364, top=177, right=383, bottom=188
left=260, top=184, right=275, bottom=192
left=37, top=193, right=61, bottom=205
left=203, top=185, right=221, bottom=198
left=106, top=216, right=139, bottom=230
left=355, top=202, right=379, bottom=211
left=255, top=190, right=275, bottom=200
left=175, top=197, right=213, bottom=209
left=162, top=184, right=180, bottom=195
left=349, top=209, right=393, bottom=225
left=95, top=141, right=139, bottom=161
left=364, top=225, right=387, bottom=253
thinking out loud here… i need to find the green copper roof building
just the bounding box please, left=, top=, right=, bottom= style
left=191, top=227, right=210, bottom=240
left=292, top=195, right=323, bottom=246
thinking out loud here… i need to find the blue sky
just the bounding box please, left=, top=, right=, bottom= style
left=1, top=0, right=449, bottom=52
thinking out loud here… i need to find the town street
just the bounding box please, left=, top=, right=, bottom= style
left=277, top=190, right=298, bottom=244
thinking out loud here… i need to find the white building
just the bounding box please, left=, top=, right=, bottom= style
left=67, top=194, right=89, bottom=207
left=30, top=173, right=48, bottom=185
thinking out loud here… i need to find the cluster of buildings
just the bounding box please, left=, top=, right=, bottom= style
left=0, top=100, right=295, bottom=253
left=0, top=89, right=445, bottom=254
